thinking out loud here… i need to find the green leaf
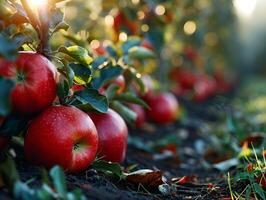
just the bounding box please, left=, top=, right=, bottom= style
left=245, top=185, right=251, bottom=200
left=111, top=101, right=136, bottom=124
left=49, top=166, right=67, bottom=197
left=52, top=21, right=69, bottom=34
left=146, top=27, right=164, bottom=53
left=12, top=166, right=86, bottom=200
left=58, top=46, right=93, bottom=66
left=253, top=183, right=265, bottom=200
left=0, top=33, right=18, bottom=60
left=127, top=67, right=146, bottom=94
left=92, top=65, right=123, bottom=89
left=66, top=189, right=87, bottom=200
left=105, top=45, right=118, bottom=58
left=50, top=8, right=64, bottom=30
left=105, top=84, right=120, bottom=101
left=12, top=33, right=33, bottom=48
left=64, top=63, right=75, bottom=87
left=74, top=88, right=108, bottom=113
left=0, top=77, right=14, bottom=116
left=114, top=93, right=149, bottom=108
left=69, top=63, right=92, bottom=85
left=91, top=56, right=109, bottom=70
left=0, top=114, right=30, bottom=137
left=226, top=115, right=237, bottom=134
left=0, top=156, right=19, bottom=189
left=13, top=181, right=35, bottom=200
left=35, top=184, right=55, bottom=200
left=57, top=78, right=70, bottom=100
left=235, top=172, right=251, bottom=181
left=128, top=46, right=155, bottom=59
left=62, top=33, right=87, bottom=47
left=41, top=168, right=51, bottom=186
left=92, top=160, right=125, bottom=179
left=121, top=37, right=141, bottom=54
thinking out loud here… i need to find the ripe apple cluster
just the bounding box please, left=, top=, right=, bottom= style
left=170, top=68, right=233, bottom=102
left=0, top=51, right=181, bottom=173
left=134, top=75, right=180, bottom=127
left=0, top=52, right=128, bottom=173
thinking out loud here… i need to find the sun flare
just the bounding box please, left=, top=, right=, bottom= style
left=26, top=0, right=47, bottom=9
left=233, top=0, right=257, bottom=18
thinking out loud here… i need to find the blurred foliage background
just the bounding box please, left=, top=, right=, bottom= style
left=51, top=0, right=248, bottom=86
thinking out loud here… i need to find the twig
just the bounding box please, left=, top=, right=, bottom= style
left=20, top=0, right=40, bottom=35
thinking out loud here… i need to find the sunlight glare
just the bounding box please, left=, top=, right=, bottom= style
left=233, top=0, right=257, bottom=18
left=27, top=0, right=47, bottom=10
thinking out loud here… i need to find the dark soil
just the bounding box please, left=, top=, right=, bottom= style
left=1, top=95, right=237, bottom=200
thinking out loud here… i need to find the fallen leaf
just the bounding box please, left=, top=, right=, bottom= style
left=239, top=134, right=264, bottom=147
left=153, top=151, right=174, bottom=161
left=125, top=169, right=165, bottom=187
left=207, top=183, right=216, bottom=189
left=91, top=160, right=125, bottom=178
left=158, top=144, right=178, bottom=155
left=171, top=176, right=190, bottom=185
left=204, top=149, right=233, bottom=164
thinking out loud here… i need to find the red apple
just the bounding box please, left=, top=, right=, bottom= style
left=128, top=104, right=146, bottom=128
left=194, top=75, right=217, bottom=102
left=0, top=117, right=9, bottom=149
left=100, top=75, right=126, bottom=95
left=113, top=11, right=138, bottom=40
left=169, top=69, right=197, bottom=90
left=24, top=106, right=98, bottom=173
left=146, top=92, right=179, bottom=124
left=88, top=109, right=128, bottom=163
left=139, top=75, right=155, bottom=100
left=214, top=69, right=233, bottom=94
left=0, top=52, right=57, bottom=113
left=183, top=46, right=198, bottom=61
left=171, top=84, right=190, bottom=97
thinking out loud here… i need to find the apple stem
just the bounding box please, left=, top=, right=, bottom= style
left=20, top=0, right=51, bottom=58
left=37, top=3, right=51, bottom=57
left=20, top=0, right=41, bottom=35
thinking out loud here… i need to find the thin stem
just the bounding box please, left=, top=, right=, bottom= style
left=20, top=0, right=41, bottom=35
left=37, top=3, right=51, bottom=56
left=227, top=172, right=235, bottom=200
